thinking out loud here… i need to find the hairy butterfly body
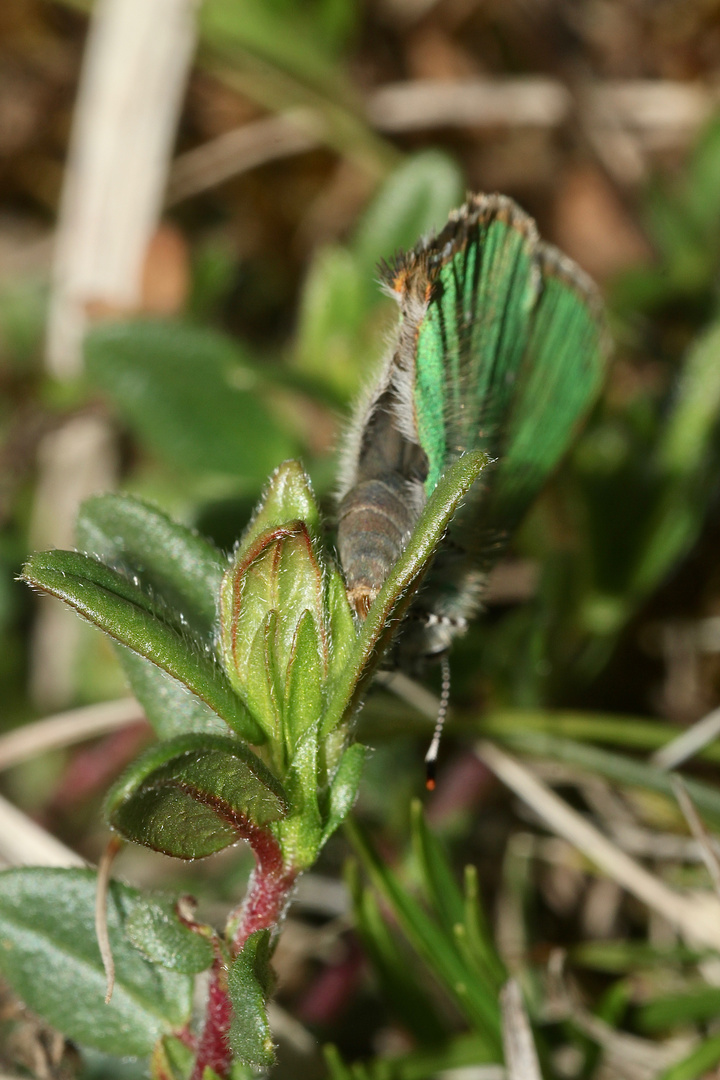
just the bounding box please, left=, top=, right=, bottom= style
left=337, top=193, right=608, bottom=671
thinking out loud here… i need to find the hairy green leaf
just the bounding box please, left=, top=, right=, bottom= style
left=235, top=460, right=322, bottom=560
left=219, top=520, right=327, bottom=740
left=321, top=742, right=365, bottom=843
left=284, top=609, right=324, bottom=748
left=228, top=930, right=276, bottom=1067
left=0, top=868, right=192, bottom=1056
left=106, top=734, right=287, bottom=859
left=23, top=549, right=261, bottom=743
left=126, top=894, right=215, bottom=974
left=86, top=320, right=295, bottom=480
left=118, top=651, right=230, bottom=740
left=77, top=493, right=226, bottom=635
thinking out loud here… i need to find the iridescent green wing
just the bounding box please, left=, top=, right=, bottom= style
left=485, top=246, right=606, bottom=535
left=413, top=194, right=607, bottom=544
left=395, top=195, right=607, bottom=665
left=413, top=196, right=541, bottom=496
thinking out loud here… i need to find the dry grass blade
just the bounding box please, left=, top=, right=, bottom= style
left=266, top=1003, right=316, bottom=1056
left=379, top=670, right=440, bottom=719
left=671, top=774, right=720, bottom=897
left=476, top=740, right=720, bottom=951
left=500, top=979, right=541, bottom=1080
left=0, top=794, right=84, bottom=869
left=651, top=705, right=720, bottom=771
left=167, top=110, right=322, bottom=205
left=0, top=697, right=142, bottom=773
left=368, top=77, right=571, bottom=131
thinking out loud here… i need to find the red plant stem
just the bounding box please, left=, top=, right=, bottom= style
left=189, top=825, right=298, bottom=1080
left=190, top=962, right=233, bottom=1080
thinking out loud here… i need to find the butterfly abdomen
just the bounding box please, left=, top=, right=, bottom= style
left=337, top=472, right=424, bottom=617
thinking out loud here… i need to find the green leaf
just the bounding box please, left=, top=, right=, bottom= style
left=462, top=865, right=506, bottom=989
left=0, top=868, right=192, bottom=1056
left=76, top=493, right=226, bottom=635
left=353, top=151, right=464, bottom=280
left=659, top=320, right=720, bottom=476
left=228, top=930, right=276, bottom=1067
left=632, top=319, right=720, bottom=596
left=125, top=894, right=215, bottom=974
left=200, top=0, right=350, bottom=98
left=637, top=986, right=720, bottom=1032
left=75, top=494, right=232, bottom=740
left=219, top=520, right=327, bottom=738
left=278, top=726, right=323, bottom=868
left=106, top=734, right=287, bottom=859
left=323, top=451, right=489, bottom=736
left=284, top=608, right=324, bottom=748
left=245, top=612, right=283, bottom=739
left=410, top=798, right=465, bottom=936
left=321, top=741, right=365, bottom=843
left=234, top=460, right=322, bottom=560
left=294, top=246, right=366, bottom=399
left=323, top=1046, right=354, bottom=1080
left=197, top=0, right=395, bottom=177
left=118, top=651, right=230, bottom=740
left=409, top=804, right=504, bottom=994
left=325, top=1027, right=499, bottom=1080
left=684, top=117, right=720, bottom=233
left=408, top=804, right=504, bottom=990
left=476, top=709, right=695, bottom=757
left=325, top=563, right=357, bottom=682
left=85, top=320, right=296, bottom=480
left=152, top=1034, right=195, bottom=1080
left=22, top=549, right=261, bottom=743
left=571, top=940, right=704, bottom=974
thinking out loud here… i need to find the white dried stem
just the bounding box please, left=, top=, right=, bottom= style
left=500, top=979, right=542, bottom=1080
left=46, top=0, right=198, bottom=376
left=369, top=77, right=572, bottom=131
left=672, top=775, right=720, bottom=898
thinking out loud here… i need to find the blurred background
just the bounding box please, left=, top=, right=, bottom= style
left=5, top=1, right=720, bottom=1078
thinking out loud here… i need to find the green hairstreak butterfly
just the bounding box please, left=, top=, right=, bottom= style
left=336, top=193, right=608, bottom=775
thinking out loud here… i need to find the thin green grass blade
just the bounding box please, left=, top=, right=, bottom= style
left=346, top=860, right=448, bottom=1045
left=658, top=1034, right=720, bottom=1080
left=345, top=819, right=502, bottom=1049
